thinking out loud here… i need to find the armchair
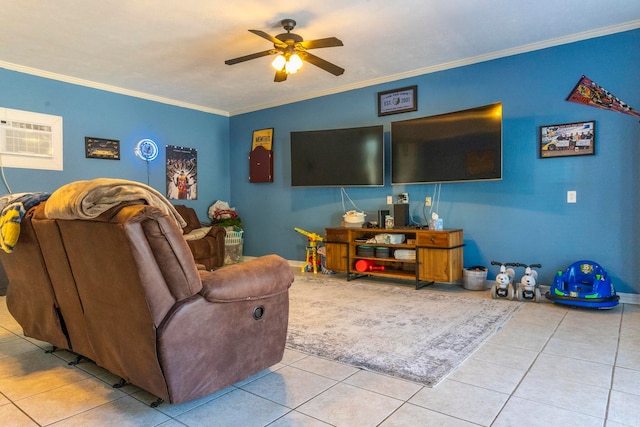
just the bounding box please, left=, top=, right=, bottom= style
left=173, top=204, right=226, bottom=270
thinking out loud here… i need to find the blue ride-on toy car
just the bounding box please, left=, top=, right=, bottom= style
left=545, top=260, right=619, bottom=309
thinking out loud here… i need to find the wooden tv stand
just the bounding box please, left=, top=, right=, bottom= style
left=324, top=227, right=464, bottom=289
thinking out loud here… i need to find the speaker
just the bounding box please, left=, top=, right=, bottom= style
left=393, top=204, right=410, bottom=227
left=377, top=209, right=389, bottom=228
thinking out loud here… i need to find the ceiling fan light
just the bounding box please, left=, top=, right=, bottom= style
left=285, top=61, right=298, bottom=74
left=289, top=53, right=303, bottom=71
left=271, top=54, right=286, bottom=71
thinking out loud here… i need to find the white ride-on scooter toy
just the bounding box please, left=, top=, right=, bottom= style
left=516, top=263, right=542, bottom=302
left=490, top=261, right=517, bottom=300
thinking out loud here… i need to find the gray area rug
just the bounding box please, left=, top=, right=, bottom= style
left=286, top=275, right=522, bottom=386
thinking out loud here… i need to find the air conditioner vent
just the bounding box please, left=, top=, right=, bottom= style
left=0, top=119, right=53, bottom=158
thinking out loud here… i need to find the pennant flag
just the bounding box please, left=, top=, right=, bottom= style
left=566, top=75, right=640, bottom=118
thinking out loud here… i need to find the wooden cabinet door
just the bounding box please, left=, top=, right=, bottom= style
left=418, top=246, right=464, bottom=282
left=325, top=242, right=347, bottom=272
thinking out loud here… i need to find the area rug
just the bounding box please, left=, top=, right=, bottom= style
left=286, top=275, right=521, bottom=386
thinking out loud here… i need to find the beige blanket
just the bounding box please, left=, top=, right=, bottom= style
left=44, top=178, right=187, bottom=230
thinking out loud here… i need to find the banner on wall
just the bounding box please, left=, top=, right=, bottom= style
left=166, top=145, right=197, bottom=200
left=566, top=75, right=640, bottom=118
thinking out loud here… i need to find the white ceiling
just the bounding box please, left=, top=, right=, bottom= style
left=1, top=1, right=639, bottom=116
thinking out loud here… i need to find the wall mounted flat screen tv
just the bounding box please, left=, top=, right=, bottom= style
left=391, top=102, right=502, bottom=184
left=291, top=125, right=384, bottom=187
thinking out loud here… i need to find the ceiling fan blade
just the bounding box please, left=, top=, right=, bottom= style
left=297, top=37, right=343, bottom=50
left=249, top=29, right=287, bottom=48
left=274, top=69, right=288, bottom=82
left=300, top=52, right=345, bottom=76
left=225, top=50, right=275, bottom=65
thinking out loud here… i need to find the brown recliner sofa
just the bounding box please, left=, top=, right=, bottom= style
left=173, top=204, right=226, bottom=270
left=0, top=204, right=71, bottom=352
left=1, top=199, right=293, bottom=405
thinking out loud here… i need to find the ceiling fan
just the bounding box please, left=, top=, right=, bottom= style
left=224, top=19, right=344, bottom=82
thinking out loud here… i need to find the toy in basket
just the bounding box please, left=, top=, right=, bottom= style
left=223, top=230, right=244, bottom=265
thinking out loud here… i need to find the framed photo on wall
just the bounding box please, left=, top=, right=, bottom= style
left=377, top=85, right=417, bottom=116
left=166, top=145, right=198, bottom=200
left=539, top=120, right=595, bottom=158
left=85, top=137, right=120, bottom=160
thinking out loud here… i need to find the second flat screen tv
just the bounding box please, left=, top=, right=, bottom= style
left=391, top=102, right=503, bottom=184
left=290, top=125, right=384, bottom=187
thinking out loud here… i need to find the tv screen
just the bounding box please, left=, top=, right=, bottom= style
left=391, top=103, right=502, bottom=184
left=291, top=125, right=384, bottom=187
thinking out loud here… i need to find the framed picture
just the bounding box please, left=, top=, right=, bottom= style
left=85, top=137, right=120, bottom=160
left=166, top=145, right=198, bottom=200
left=378, top=85, right=417, bottom=116
left=539, top=121, right=595, bottom=158
left=251, top=128, right=274, bottom=151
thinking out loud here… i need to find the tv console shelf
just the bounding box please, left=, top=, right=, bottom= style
left=325, top=227, right=464, bottom=289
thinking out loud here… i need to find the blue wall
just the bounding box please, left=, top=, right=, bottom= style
left=0, top=68, right=230, bottom=218
left=2, top=30, right=638, bottom=293
left=230, top=29, right=640, bottom=293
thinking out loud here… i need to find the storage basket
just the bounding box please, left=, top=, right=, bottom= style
left=225, top=230, right=243, bottom=245
left=224, top=230, right=243, bottom=265
left=463, top=266, right=488, bottom=290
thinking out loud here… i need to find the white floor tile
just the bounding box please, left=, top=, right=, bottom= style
left=291, top=355, right=359, bottom=381
left=240, top=366, right=336, bottom=408
left=611, top=366, right=640, bottom=395
left=343, top=370, right=422, bottom=401
left=48, top=395, right=171, bottom=426
left=0, top=362, right=92, bottom=401
left=448, top=358, right=526, bottom=394
left=14, top=377, right=126, bottom=425
left=514, top=370, right=609, bottom=418
left=493, top=396, right=604, bottom=427
left=268, top=410, right=332, bottom=426
left=607, top=389, right=640, bottom=426
left=486, top=325, right=550, bottom=352
left=470, top=342, right=539, bottom=371
left=543, top=336, right=617, bottom=365
left=616, top=347, right=640, bottom=370
left=529, top=353, right=613, bottom=388
left=380, top=402, right=477, bottom=426
left=0, top=402, right=38, bottom=427
left=409, top=379, right=509, bottom=425
left=176, top=388, right=289, bottom=427
left=297, top=382, right=403, bottom=427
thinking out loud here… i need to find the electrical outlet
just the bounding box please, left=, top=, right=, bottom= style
left=425, top=196, right=432, bottom=206
left=567, top=191, right=577, bottom=203
left=386, top=196, right=392, bottom=205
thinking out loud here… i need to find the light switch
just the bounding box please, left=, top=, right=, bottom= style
left=567, top=191, right=577, bottom=203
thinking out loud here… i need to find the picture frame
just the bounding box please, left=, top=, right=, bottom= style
left=85, top=137, right=120, bottom=160
left=251, top=128, right=274, bottom=151
left=378, top=85, right=417, bottom=116
left=539, top=121, right=595, bottom=158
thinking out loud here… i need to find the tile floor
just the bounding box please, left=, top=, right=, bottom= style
left=0, top=274, right=638, bottom=426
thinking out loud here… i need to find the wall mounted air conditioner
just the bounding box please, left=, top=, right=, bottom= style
left=0, top=107, right=63, bottom=170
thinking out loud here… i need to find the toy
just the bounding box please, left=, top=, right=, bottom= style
left=516, top=263, right=542, bottom=302
left=355, top=259, right=385, bottom=272
left=490, top=261, right=517, bottom=300
left=545, top=260, right=619, bottom=309
left=294, top=227, right=323, bottom=273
